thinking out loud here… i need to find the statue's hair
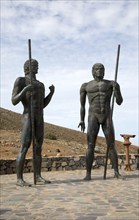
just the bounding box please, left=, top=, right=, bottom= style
left=92, top=63, right=105, bottom=78
left=24, top=59, right=38, bottom=75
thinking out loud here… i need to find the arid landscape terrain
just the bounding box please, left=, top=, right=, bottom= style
left=0, top=107, right=138, bottom=160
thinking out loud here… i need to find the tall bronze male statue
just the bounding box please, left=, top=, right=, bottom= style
left=78, top=63, right=123, bottom=180
left=12, top=59, right=55, bottom=186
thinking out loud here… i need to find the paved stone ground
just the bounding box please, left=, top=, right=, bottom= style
left=0, top=168, right=139, bottom=220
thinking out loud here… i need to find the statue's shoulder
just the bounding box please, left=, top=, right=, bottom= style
left=14, top=77, right=26, bottom=86
left=103, top=79, right=119, bottom=86
left=15, top=76, right=25, bottom=82
left=38, top=80, right=44, bottom=86
left=80, top=82, right=88, bottom=91
left=80, top=80, right=96, bottom=92
left=88, top=79, right=95, bottom=84
left=103, top=79, right=113, bottom=86
left=103, top=79, right=111, bottom=83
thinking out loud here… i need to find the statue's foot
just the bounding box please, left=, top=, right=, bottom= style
left=36, top=176, right=51, bottom=184
left=114, top=172, right=125, bottom=180
left=16, top=180, right=32, bottom=187
left=83, top=175, right=91, bottom=181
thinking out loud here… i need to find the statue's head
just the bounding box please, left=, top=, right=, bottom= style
left=24, top=59, right=38, bottom=75
left=92, top=63, right=105, bottom=80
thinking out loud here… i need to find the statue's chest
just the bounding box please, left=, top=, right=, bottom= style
left=25, top=79, right=44, bottom=100
left=25, top=78, right=44, bottom=90
left=86, top=81, right=109, bottom=93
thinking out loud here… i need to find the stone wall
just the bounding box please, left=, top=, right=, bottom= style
left=0, top=154, right=139, bottom=175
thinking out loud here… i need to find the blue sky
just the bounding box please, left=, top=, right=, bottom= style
left=1, top=0, right=138, bottom=146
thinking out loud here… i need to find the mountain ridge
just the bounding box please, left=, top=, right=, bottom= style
left=0, top=107, right=138, bottom=159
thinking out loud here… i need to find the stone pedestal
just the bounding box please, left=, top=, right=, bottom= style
left=120, top=134, right=136, bottom=171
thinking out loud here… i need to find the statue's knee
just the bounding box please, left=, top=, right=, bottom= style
left=87, top=143, right=95, bottom=153
left=18, top=147, right=28, bottom=156
left=35, top=146, right=42, bottom=156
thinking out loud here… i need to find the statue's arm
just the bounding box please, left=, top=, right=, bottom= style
left=43, top=85, right=55, bottom=108
left=11, top=77, right=32, bottom=105
left=112, top=81, right=123, bottom=105
left=78, top=83, right=87, bottom=132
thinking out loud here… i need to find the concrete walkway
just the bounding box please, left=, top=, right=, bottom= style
left=0, top=169, right=139, bottom=220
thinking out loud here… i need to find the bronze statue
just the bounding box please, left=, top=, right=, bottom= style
left=78, top=63, right=123, bottom=180
left=11, top=59, right=55, bottom=186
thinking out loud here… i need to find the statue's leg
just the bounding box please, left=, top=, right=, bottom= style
left=16, top=148, right=31, bottom=186
left=35, top=117, right=51, bottom=184
left=102, top=117, right=123, bottom=178
left=84, top=116, right=99, bottom=180
left=16, top=114, right=31, bottom=186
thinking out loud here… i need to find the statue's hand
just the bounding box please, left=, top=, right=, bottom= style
left=49, top=85, right=55, bottom=94
left=78, top=121, right=85, bottom=132
left=112, top=81, right=119, bottom=90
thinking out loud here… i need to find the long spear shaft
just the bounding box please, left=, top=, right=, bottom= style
left=104, top=44, right=121, bottom=180
left=28, top=39, right=36, bottom=185
left=111, top=45, right=121, bottom=116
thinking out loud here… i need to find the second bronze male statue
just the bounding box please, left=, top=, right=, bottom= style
left=78, top=63, right=123, bottom=180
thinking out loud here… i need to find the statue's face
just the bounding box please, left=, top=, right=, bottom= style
left=92, top=64, right=104, bottom=80
left=31, top=62, right=38, bottom=74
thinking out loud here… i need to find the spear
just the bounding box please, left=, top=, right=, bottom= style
left=28, top=39, right=36, bottom=185
left=104, top=44, right=121, bottom=180
left=111, top=45, right=121, bottom=116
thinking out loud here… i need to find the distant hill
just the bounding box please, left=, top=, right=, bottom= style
left=0, top=107, right=101, bottom=144
left=0, top=107, right=138, bottom=159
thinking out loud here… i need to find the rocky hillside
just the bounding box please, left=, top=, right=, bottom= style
left=0, top=107, right=138, bottom=159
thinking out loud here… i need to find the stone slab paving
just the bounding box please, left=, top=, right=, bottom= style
left=0, top=169, right=139, bottom=220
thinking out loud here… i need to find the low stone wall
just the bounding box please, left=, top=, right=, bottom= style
left=0, top=154, right=139, bottom=175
